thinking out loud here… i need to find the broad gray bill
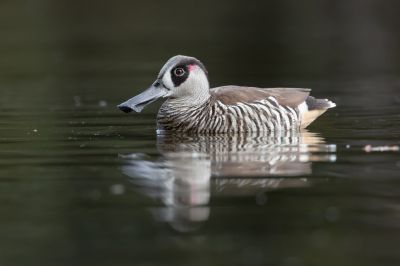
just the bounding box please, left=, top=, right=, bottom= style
left=118, top=85, right=168, bottom=113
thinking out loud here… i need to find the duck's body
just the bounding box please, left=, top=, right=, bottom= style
left=118, top=55, right=335, bottom=133
left=158, top=86, right=335, bottom=133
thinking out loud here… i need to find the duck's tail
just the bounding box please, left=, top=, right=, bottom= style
left=299, top=96, right=336, bottom=128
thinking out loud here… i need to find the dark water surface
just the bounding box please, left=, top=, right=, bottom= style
left=1, top=1, right=400, bottom=265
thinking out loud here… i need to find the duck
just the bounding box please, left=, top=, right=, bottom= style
left=118, top=55, right=336, bottom=133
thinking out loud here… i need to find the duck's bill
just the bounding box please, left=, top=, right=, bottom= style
left=118, top=86, right=169, bottom=113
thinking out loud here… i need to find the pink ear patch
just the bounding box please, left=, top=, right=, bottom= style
left=188, top=64, right=196, bottom=72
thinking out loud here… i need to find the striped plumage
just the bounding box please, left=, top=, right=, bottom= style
left=118, top=55, right=336, bottom=133
left=158, top=94, right=300, bottom=133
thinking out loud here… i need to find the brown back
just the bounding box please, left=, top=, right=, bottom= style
left=210, top=86, right=310, bottom=108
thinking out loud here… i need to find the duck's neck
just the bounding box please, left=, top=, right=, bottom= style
left=168, top=98, right=208, bottom=110
left=157, top=95, right=213, bottom=132
left=167, top=89, right=211, bottom=108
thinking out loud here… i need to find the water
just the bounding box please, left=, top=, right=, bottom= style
left=1, top=1, right=400, bottom=265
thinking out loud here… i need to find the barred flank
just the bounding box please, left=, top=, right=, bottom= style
left=157, top=97, right=301, bottom=133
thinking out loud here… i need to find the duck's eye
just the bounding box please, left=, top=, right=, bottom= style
left=174, top=67, right=185, bottom=77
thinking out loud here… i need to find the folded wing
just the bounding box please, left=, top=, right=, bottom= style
left=210, top=86, right=310, bottom=108
left=210, top=86, right=335, bottom=128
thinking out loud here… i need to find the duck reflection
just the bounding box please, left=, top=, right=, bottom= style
left=120, top=131, right=336, bottom=232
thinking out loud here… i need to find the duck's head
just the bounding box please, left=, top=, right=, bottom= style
left=118, top=55, right=209, bottom=113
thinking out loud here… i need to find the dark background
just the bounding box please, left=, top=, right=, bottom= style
left=2, top=0, right=400, bottom=109
left=1, top=1, right=400, bottom=266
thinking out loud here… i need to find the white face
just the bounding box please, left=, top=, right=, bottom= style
left=160, top=63, right=209, bottom=99
left=118, top=55, right=210, bottom=113
left=158, top=56, right=209, bottom=99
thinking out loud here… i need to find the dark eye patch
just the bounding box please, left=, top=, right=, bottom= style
left=170, top=65, right=189, bottom=87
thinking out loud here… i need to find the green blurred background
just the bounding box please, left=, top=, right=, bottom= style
left=2, top=0, right=400, bottom=105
